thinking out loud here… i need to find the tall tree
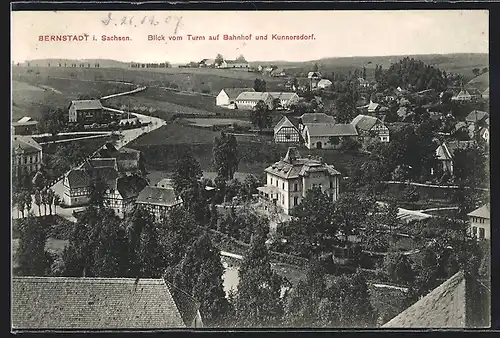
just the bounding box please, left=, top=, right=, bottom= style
left=282, top=187, right=337, bottom=258
left=15, top=214, right=52, bottom=276
left=334, top=192, right=377, bottom=244
left=172, top=150, right=203, bottom=199
left=215, top=54, right=224, bottom=66
left=284, top=259, right=327, bottom=327
left=39, top=107, right=66, bottom=138
left=34, top=189, right=42, bottom=216
left=362, top=67, right=367, bottom=80
left=166, top=233, right=230, bottom=327
left=235, top=232, right=284, bottom=327
left=312, top=63, right=319, bottom=72
left=253, top=78, right=267, bottom=92
left=383, top=251, right=416, bottom=285
left=213, top=131, right=239, bottom=181
left=335, top=82, right=358, bottom=123
left=250, top=100, right=272, bottom=130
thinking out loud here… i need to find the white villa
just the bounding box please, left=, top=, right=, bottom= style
left=257, top=147, right=342, bottom=215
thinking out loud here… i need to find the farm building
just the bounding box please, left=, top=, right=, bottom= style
left=465, top=110, right=489, bottom=126
left=136, top=186, right=183, bottom=222
left=216, top=88, right=255, bottom=107
left=271, top=68, right=286, bottom=77
left=11, top=277, right=203, bottom=330
left=12, top=117, right=38, bottom=135
left=382, top=270, right=490, bottom=328
left=199, top=58, right=216, bottom=67
left=257, top=147, right=342, bottom=215
left=218, top=60, right=250, bottom=69
left=234, top=92, right=274, bottom=110
left=68, top=100, right=109, bottom=125
left=274, top=116, right=301, bottom=144
left=451, top=89, right=473, bottom=102
left=301, top=123, right=358, bottom=150
left=268, top=92, right=300, bottom=109
left=307, top=71, right=322, bottom=89
left=433, top=140, right=475, bottom=176
left=351, top=114, right=390, bottom=143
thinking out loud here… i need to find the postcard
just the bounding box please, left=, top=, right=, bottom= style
left=11, top=8, right=490, bottom=331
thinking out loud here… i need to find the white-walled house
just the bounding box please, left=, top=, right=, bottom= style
left=136, top=186, right=183, bottom=222
left=351, top=114, right=390, bottom=143
left=234, top=92, right=274, bottom=110
left=317, top=79, right=333, bottom=89
left=298, top=113, right=358, bottom=149
left=215, top=88, right=255, bottom=107
left=257, top=147, right=342, bottom=215
left=268, top=92, right=300, bottom=109
left=468, top=204, right=490, bottom=240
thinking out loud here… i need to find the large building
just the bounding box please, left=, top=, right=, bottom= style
left=467, top=204, right=490, bottom=240
left=298, top=113, right=358, bottom=149
left=136, top=185, right=183, bottom=222
left=217, top=59, right=250, bottom=69
left=12, top=135, right=43, bottom=177
left=257, top=147, right=342, bottom=215
left=234, top=92, right=274, bottom=110
left=267, top=92, right=300, bottom=109
left=12, top=117, right=38, bottom=135
left=68, top=100, right=108, bottom=125
left=12, top=277, right=203, bottom=330
left=215, top=88, right=255, bottom=107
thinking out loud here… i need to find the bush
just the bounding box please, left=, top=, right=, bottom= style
left=402, top=185, right=419, bottom=202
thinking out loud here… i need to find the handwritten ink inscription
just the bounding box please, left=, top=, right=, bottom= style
left=102, top=13, right=183, bottom=34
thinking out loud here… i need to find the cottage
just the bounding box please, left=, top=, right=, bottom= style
left=367, top=100, right=381, bottom=113
left=257, top=147, right=342, bottom=215
left=199, top=58, right=216, bottom=67
left=307, top=71, right=322, bottom=89
left=95, top=143, right=146, bottom=176
left=12, top=135, right=43, bottom=177
left=216, top=88, right=255, bottom=107
left=358, top=78, right=370, bottom=88
left=382, top=270, right=490, bottom=328
left=434, top=140, right=475, bottom=175
left=218, top=60, right=250, bottom=69
left=317, top=79, right=333, bottom=89
left=351, top=114, right=390, bottom=143
left=467, top=204, right=490, bottom=240
left=136, top=186, right=183, bottom=222
left=301, top=123, right=358, bottom=149
left=268, top=92, right=300, bottom=109
left=234, top=92, right=274, bottom=110
left=12, top=277, right=203, bottom=330
left=274, top=116, right=301, bottom=144
left=68, top=100, right=108, bottom=125
left=12, top=117, right=38, bottom=135
left=451, top=89, right=473, bottom=102
left=271, top=68, right=286, bottom=77
left=465, top=110, right=489, bottom=126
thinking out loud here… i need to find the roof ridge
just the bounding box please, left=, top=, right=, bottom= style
left=13, top=276, right=166, bottom=284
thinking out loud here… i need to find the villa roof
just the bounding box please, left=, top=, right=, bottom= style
left=12, top=136, right=42, bottom=153
left=467, top=204, right=490, bottom=219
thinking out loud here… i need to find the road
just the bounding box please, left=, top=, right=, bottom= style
left=12, top=109, right=166, bottom=223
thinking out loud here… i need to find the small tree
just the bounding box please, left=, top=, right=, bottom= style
left=250, top=100, right=272, bottom=131
left=383, top=251, right=416, bottom=285
left=15, top=214, right=52, bottom=276
left=47, top=189, right=55, bottom=215
left=34, top=189, right=42, bottom=216
left=53, top=194, right=61, bottom=213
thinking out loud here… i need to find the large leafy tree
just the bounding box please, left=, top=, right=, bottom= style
left=284, top=259, right=328, bottom=327
left=282, top=187, right=338, bottom=258
left=334, top=192, right=377, bottom=244
left=335, top=82, right=359, bottom=123
left=235, top=232, right=284, bottom=327
left=15, top=214, right=52, bottom=276
left=250, top=100, right=272, bottom=130
left=253, top=78, right=267, bottom=92
left=172, top=150, right=202, bottom=199
left=213, top=132, right=239, bottom=181
left=166, top=233, right=230, bottom=327
left=383, top=251, right=416, bottom=285
left=39, top=107, right=66, bottom=137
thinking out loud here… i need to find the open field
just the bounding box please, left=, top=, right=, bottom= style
left=12, top=66, right=285, bottom=95
left=129, top=123, right=373, bottom=176
left=185, top=118, right=252, bottom=128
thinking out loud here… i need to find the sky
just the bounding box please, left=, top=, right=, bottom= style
left=11, top=10, right=489, bottom=64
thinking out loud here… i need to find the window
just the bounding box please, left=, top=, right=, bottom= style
left=276, top=180, right=278, bottom=187
left=479, top=227, right=485, bottom=239
left=270, top=177, right=273, bottom=185
left=294, top=183, right=298, bottom=192
left=282, top=183, right=285, bottom=189
left=285, top=134, right=291, bottom=140
left=330, top=181, right=333, bottom=189
left=294, top=196, right=299, bottom=206
left=472, top=226, right=477, bottom=235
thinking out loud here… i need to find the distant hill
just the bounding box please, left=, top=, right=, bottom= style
left=466, top=71, right=489, bottom=92
left=249, top=53, right=489, bottom=78
left=16, top=59, right=131, bottom=68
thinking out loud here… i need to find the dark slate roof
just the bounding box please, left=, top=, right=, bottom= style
left=465, top=110, right=488, bottom=123
left=383, top=271, right=467, bottom=328
left=12, top=277, right=192, bottom=329
left=306, top=123, right=358, bottom=137
left=116, top=175, right=148, bottom=200
left=70, top=100, right=104, bottom=110
left=65, top=169, right=91, bottom=189
left=351, top=114, right=380, bottom=131
left=12, top=136, right=42, bottom=153
left=136, top=186, right=182, bottom=207
left=300, top=113, right=335, bottom=124
left=265, top=148, right=341, bottom=179
left=90, top=158, right=117, bottom=170
left=221, top=88, right=255, bottom=100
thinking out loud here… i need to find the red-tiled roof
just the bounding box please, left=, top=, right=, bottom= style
left=12, top=277, right=195, bottom=329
